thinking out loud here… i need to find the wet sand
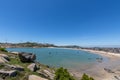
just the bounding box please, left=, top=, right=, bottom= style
left=69, top=49, right=120, bottom=80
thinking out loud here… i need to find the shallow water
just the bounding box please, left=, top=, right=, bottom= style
left=7, top=48, right=105, bottom=69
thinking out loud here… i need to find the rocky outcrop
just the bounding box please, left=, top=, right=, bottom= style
left=37, top=70, right=54, bottom=80
left=0, top=54, right=10, bottom=63
left=27, top=63, right=38, bottom=72
left=43, top=70, right=54, bottom=80
left=0, top=51, right=55, bottom=80
left=18, top=52, right=36, bottom=62
left=0, top=70, right=17, bottom=78
left=5, top=64, right=24, bottom=71
left=28, top=75, right=48, bottom=80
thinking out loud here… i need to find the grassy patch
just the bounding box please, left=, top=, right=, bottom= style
left=0, top=48, right=8, bottom=52
left=0, top=64, right=5, bottom=69
left=81, top=73, right=94, bottom=80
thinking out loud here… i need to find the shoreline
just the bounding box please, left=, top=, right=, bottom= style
left=49, top=47, right=120, bottom=80
left=79, top=49, right=120, bottom=59
left=71, top=48, right=120, bottom=80
left=51, top=47, right=120, bottom=58
left=7, top=47, right=120, bottom=80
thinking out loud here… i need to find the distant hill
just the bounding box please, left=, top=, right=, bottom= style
left=0, top=42, right=82, bottom=49
left=0, top=42, right=57, bottom=48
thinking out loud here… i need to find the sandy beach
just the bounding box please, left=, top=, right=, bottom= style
left=81, top=49, right=120, bottom=58
left=69, top=49, right=120, bottom=80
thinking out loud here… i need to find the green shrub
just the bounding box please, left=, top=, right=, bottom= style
left=81, top=73, right=94, bottom=80
left=54, top=67, right=75, bottom=80
left=0, top=48, right=7, bottom=52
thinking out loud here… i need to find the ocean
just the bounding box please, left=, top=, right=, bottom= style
left=7, top=48, right=104, bottom=70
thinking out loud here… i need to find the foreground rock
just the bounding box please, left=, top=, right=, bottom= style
left=0, top=54, right=10, bottom=63
left=0, top=70, right=17, bottom=78
left=37, top=70, right=55, bottom=80
left=27, top=63, right=38, bottom=72
left=28, top=75, right=48, bottom=80
left=43, top=70, right=54, bottom=80
left=18, top=52, right=36, bottom=62
left=5, top=64, right=24, bottom=71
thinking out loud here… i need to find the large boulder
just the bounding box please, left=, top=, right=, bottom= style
left=18, top=52, right=36, bottom=62
left=28, top=75, right=48, bottom=80
left=27, top=63, right=38, bottom=72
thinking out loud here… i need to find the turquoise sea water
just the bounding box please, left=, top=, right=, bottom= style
left=7, top=48, right=104, bottom=69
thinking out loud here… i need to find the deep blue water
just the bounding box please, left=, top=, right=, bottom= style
left=7, top=48, right=104, bottom=69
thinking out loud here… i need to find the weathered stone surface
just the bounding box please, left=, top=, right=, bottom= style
left=28, top=75, right=48, bottom=80
left=37, top=70, right=54, bottom=80
left=27, top=63, right=38, bottom=72
left=5, top=64, right=24, bottom=71
left=37, top=71, right=49, bottom=78
left=0, top=70, right=17, bottom=77
left=10, top=52, right=19, bottom=55
left=43, top=70, right=54, bottom=80
left=0, top=54, right=9, bottom=59
left=18, top=52, right=36, bottom=62
left=0, top=54, right=10, bottom=63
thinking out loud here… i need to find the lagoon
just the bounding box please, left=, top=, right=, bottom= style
left=7, top=48, right=105, bottom=69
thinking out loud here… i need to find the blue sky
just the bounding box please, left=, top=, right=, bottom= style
left=0, top=0, right=120, bottom=46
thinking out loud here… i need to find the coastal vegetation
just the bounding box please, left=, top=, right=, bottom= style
left=0, top=47, right=7, bottom=52
left=54, top=67, right=75, bottom=80
left=81, top=73, right=94, bottom=80
left=0, top=42, right=56, bottom=48
left=54, top=67, right=95, bottom=80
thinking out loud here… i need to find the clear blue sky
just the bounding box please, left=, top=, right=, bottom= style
left=0, top=0, right=120, bottom=46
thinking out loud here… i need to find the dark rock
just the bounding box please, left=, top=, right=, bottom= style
left=18, top=52, right=36, bottom=62
left=104, top=68, right=114, bottom=73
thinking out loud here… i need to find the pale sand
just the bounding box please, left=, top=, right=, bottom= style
left=69, top=49, right=120, bottom=80
left=80, top=49, right=120, bottom=58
